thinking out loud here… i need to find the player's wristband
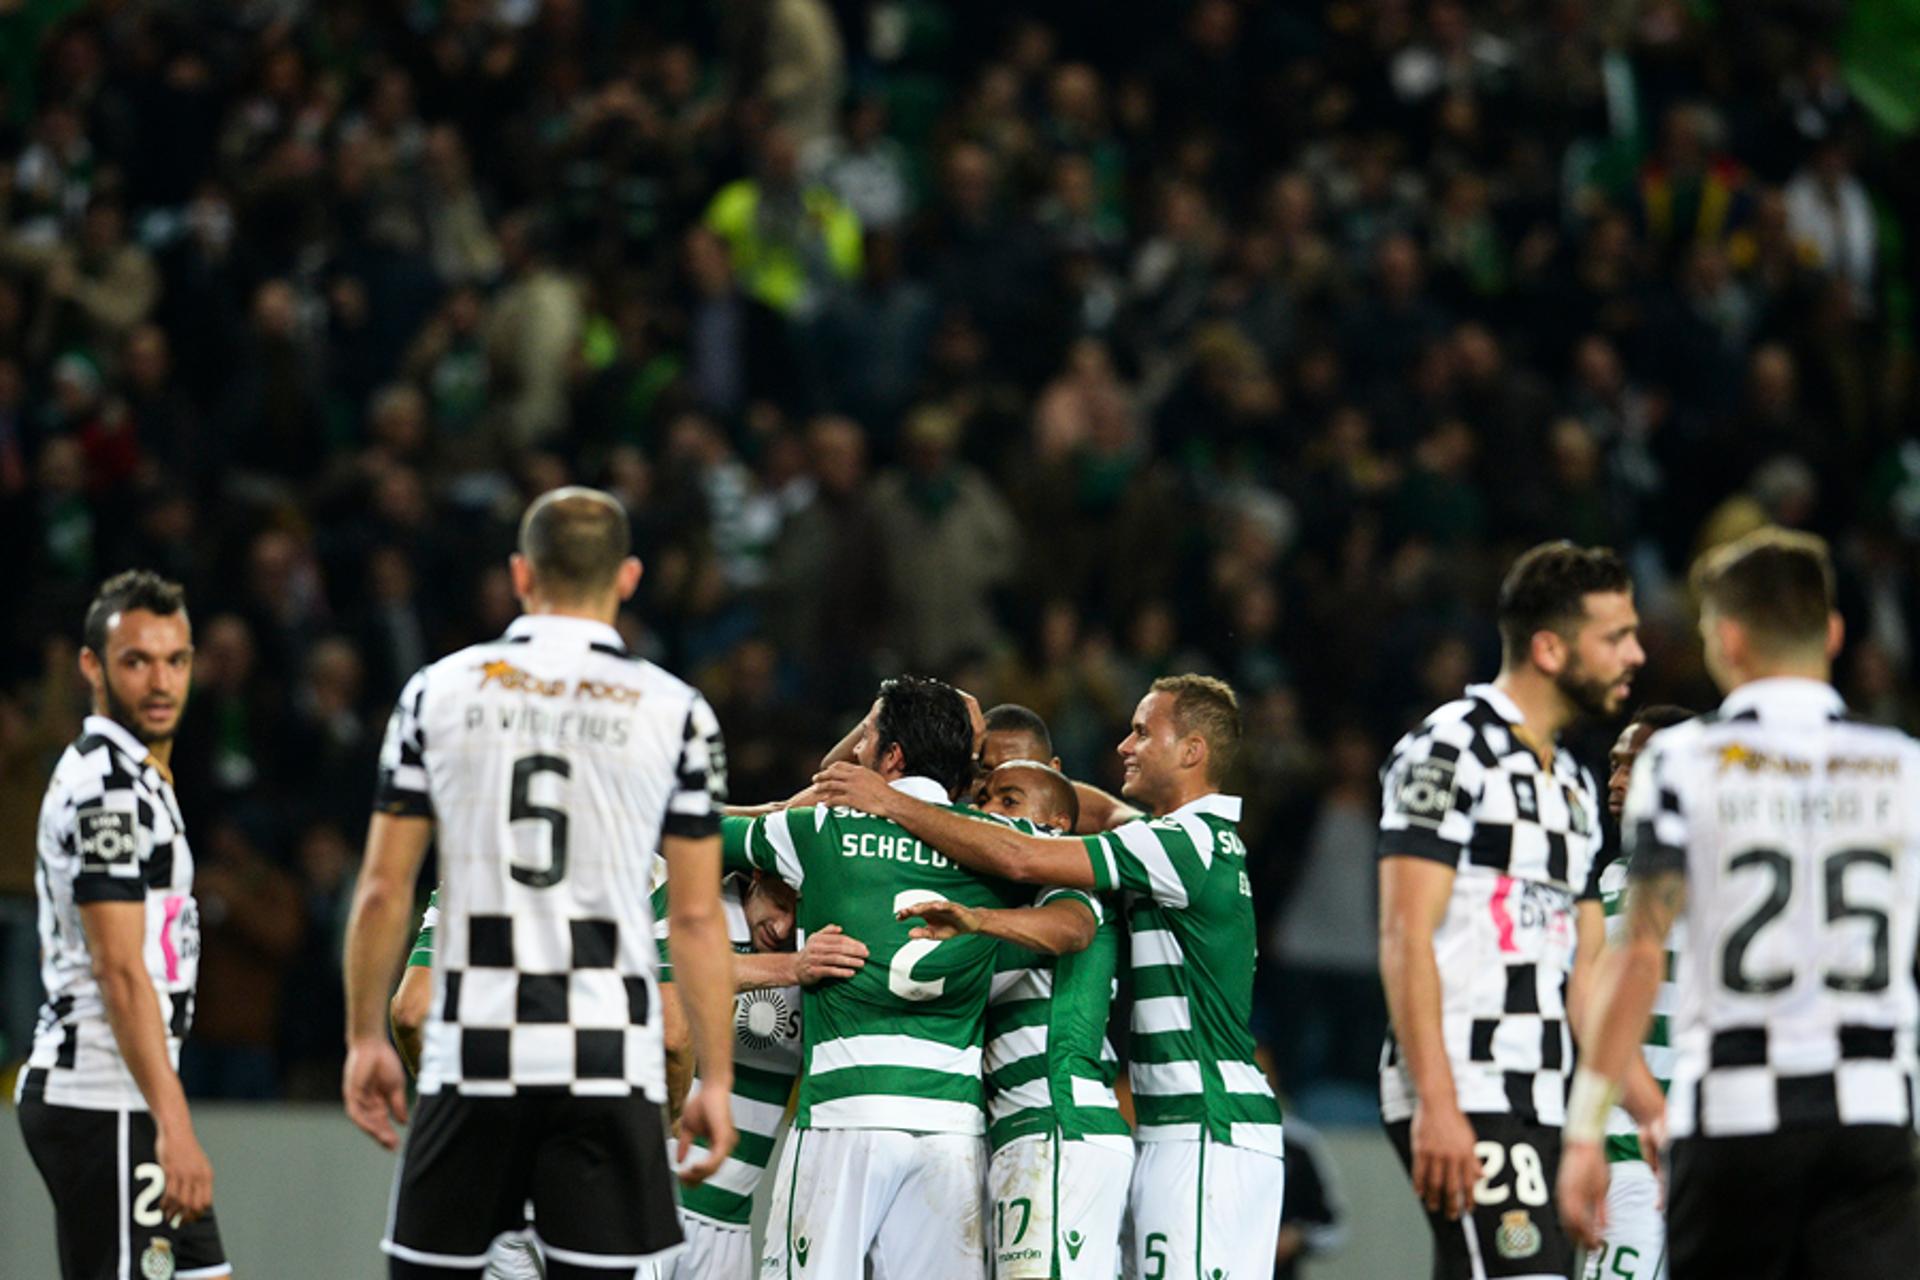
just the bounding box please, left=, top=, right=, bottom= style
left=1565, top=1067, right=1619, bottom=1145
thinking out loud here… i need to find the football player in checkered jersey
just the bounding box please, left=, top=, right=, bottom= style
left=1378, top=543, right=1644, bottom=1280
left=341, top=488, right=739, bottom=1279
left=15, top=570, right=235, bottom=1280
left=1561, top=528, right=1920, bottom=1279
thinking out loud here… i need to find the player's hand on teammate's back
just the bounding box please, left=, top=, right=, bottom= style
left=1556, top=1140, right=1610, bottom=1250
left=795, top=924, right=868, bottom=986
left=897, top=899, right=982, bottom=940
left=674, top=1086, right=736, bottom=1184
left=811, top=762, right=896, bottom=816
left=343, top=1038, right=411, bottom=1151
left=155, top=1123, right=214, bottom=1224
left=1410, top=1097, right=1479, bottom=1219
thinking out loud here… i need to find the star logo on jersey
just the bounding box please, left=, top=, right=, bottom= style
left=795, top=1236, right=812, bottom=1267
left=735, top=988, right=798, bottom=1053
left=139, top=1238, right=175, bottom=1279
left=1065, top=1231, right=1086, bottom=1261
left=1494, top=1210, right=1541, bottom=1259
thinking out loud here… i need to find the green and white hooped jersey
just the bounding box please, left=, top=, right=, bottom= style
left=985, top=887, right=1128, bottom=1151
left=722, top=776, right=1034, bottom=1135
left=1082, top=793, right=1285, bottom=1157
left=652, top=876, right=803, bottom=1226
left=1598, top=856, right=1680, bottom=1163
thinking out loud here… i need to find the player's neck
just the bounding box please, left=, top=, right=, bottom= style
left=1724, top=659, right=1831, bottom=693
left=518, top=597, right=620, bottom=626
left=1491, top=669, right=1574, bottom=748
left=93, top=699, right=175, bottom=770
left=1152, top=777, right=1217, bottom=817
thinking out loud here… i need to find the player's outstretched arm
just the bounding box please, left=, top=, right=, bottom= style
left=1378, top=855, right=1477, bottom=1222
left=1071, top=781, right=1143, bottom=833
left=811, top=762, right=1097, bottom=887
left=898, top=897, right=1096, bottom=954
left=1559, top=867, right=1685, bottom=1249
left=82, top=900, right=213, bottom=1224
left=663, top=831, right=738, bottom=1183
left=343, top=812, right=433, bottom=1150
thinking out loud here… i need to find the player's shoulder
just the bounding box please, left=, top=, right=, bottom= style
left=1388, top=695, right=1500, bottom=762
left=46, top=728, right=142, bottom=801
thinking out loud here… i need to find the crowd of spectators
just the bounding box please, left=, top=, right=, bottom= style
left=3, top=0, right=1919, bottom=1116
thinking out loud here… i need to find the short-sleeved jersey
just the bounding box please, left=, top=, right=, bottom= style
left=16, top=716, right=201, bottom=1112
left=1083, top=792, right=1286, bottom=1157
left=723, top=776, right=1032, bottom=1135
left=1597, top=855, right=1683, bottom=1162
left=984, top=884, right=1127, bottom=1150
left=1624, top=678, right=1920, bottom=1139
left=376, top=614, right=726, bottom=1100
left=651, top=875, right=802, bottom=1227
left=1376, top=684, right=1604, bottom=1127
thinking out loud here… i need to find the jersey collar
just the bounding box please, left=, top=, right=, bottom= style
left=1464, top=682, right=1525, bottom=726
left=82, top=714, right=158, bottom=774
left=504, top=614, right=627, bottom=652
left=1167, top=792, right=1243, bottom=822
left=1719, top=676, right=1846, bottom=721
left=889, top=775, right=952, bottom=805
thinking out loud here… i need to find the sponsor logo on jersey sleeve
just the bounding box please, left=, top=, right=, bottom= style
left=78, top=808, right=138, bottom=864
left=1393, top=759, right=1455, bottom=827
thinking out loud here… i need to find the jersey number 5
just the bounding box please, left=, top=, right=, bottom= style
left=509, top=754, right=571, bottom=889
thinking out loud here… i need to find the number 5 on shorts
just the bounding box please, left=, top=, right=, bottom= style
left=1143, top=1232, right=1168, bottom=1280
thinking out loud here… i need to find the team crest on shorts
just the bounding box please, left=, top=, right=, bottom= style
left=139, top=1238, right=175, bottom=1279
left=1494, top=1210, right=1541, bottom=1259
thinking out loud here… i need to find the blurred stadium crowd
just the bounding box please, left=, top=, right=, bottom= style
left=3, top=0, right=1920, bottom=1115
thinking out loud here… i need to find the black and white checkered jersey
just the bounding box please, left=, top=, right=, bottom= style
left=14, top=715, right=200, bottom=1112
left=376, top=613, right=727, bottom=1100
left=1377, top=683, right=1605, bottom=1126
left=1625, top=677, right=1920, bottom=1139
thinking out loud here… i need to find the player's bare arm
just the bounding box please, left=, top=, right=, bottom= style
left=812, top=761, right=1097, bottom=887
left=82, top=899, right=213, bottom=1224
left=342, top=811, right=433, bottom=1151
left=734, top=952, right=803, bottom=990
left=1378, top=855, right=1477, bottom=1221
left=662, top=830, right=738, bottom=1183
left=389, top=963, right=433, bottom=1077
left=659, top=981, right=695, bottom=1120
left=1559, top=867, right=1687, bottom=1249
left=793, top=923, right=869, bottom=986
left=896, top=896, right=1097, bottom=954
left=1565, top=898, right=1607, bottom=1034
left=1071, top=781, right=1143, bottom=833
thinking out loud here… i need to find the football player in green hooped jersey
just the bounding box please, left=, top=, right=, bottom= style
left=650, top=870, right=808, bottom=1280
left=1582, top=704, right=1693, bottom=1280
left=814, top=674, right=1286, bottom=1280
left=723, top=675, right=1054, bottom=1280
left=901, top=758, right=1132, bottom=1280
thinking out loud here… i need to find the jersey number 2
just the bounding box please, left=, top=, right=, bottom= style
left=509, top=754, right=571, bottom=889
left=889, top=890, right=948, bottom=1000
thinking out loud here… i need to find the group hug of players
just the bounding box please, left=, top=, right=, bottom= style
left=14, top=481, right=1920, bottom=1280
